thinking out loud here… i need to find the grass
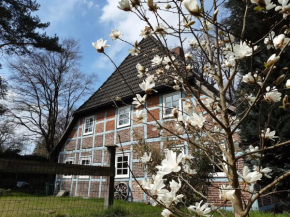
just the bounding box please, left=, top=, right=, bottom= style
left=0, top=192, right=289, bottom=217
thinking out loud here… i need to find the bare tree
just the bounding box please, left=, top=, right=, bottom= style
left=8, top=39, right=95, bottom=154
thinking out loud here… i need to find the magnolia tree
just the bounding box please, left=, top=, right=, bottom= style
left=92, top=0, right=290, bottom=216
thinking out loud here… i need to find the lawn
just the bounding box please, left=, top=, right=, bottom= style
left=0, top=192, right=289, bottom=217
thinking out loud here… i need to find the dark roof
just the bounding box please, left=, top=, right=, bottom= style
left=75, top=37, right=171, bottom=115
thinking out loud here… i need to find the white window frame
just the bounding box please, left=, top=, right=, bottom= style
left=117, top=106, right=131, bottom=128
left=63, top=157, right=74, bottom=178
left=83, top=116, right=94, bottom=135
left=163, top=92, right=182, bottom=118
left=115, top=153, right=130, bottom=178
left=211, top=145, right=227, bottom=178
left=79, top=156, right=91, bottom=179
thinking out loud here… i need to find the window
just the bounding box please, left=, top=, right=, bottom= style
left=115, top=153, right=130, bottom=178
left=84, top=116, right=94, bottom=135
left=63, top=158, right=74, bottom=178
left=163, top=92, right=181, bottom=117
left=210, top=149, right=226, bottom=177
left=79, top=156, right=91, bottom=179
left=117, top=106, right=131, bottom=128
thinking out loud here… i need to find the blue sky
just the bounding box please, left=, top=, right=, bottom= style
left=1, top=0, right=213, bottom=104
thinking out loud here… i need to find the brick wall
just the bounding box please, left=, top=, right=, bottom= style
left=56, top=91, right=270, bottom=209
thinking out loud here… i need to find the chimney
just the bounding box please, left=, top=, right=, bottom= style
left=172, top=47, right=184, bottom=58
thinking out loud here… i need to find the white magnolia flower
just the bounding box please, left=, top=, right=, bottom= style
left=246, top=94, right=256, bottom=105
left=109, top=30, right=123, bottom=40
left=261, top=128, right=279, bottom=140
left=159, top=186, right=183, bottom=208
left=273, top=34, right=290, bottom=49
left=242, top=72, right=262, bottom=85
left=183, top=163, right=197, bottom=175
left=188, top=39, right=198, bottom=48
left=232, top=41, right=257, bottom=59
left=154, top=23, right=167, bottom=36
left=183, top=102, right=194, bottom=114
left=182, top=15, right=196, bottom=27
left=266, top=54, right=280, bottom=67
left=188, top=200, right=211, bottom=217
left=187, top=112, right=205, bottom=128
left=222, top=57, right=236, bottom=68
left=238, top=166, right=262, bottom=184
left=151, top=55, right=163, bottom=67
left=254, top=166, right=272, bottom=178
left=129, top=46, right=141, bottom=56
left=201, top=21, right=214, bottom=31
left=286, top=79, right=290, bottom=88
left=185, top=52, right=192, bottom=60
left=92, top=38, right=110, bottom=53
left=117, top=0, right=131, bottom=11
left=183, top=0, right=200, bottom=16
left=162, top=56, right=176, bottom=70
left=264, top=86, right=282, bottom=103
left=141, top=152, right=151, bottom=163
left=245, top=145, right=260, bottom=157
left=136, top=63, right=148, bottom=78
left=161, top=209, right=172, bottom=217
left=264, top=31, right=275, bottom=49
left=275, top=0, right=290, bottom=17
left=139, top=75, right=156, bottom=93
left=132, top=94, right=147, bottom=108
left=182, top=153, right=194, bottom=163
left=143, top=176, right=167, bottom=197
left=140, top=26, right=152, bottom=39
left=265, top=0, right=277, bottom=10
left=136, top=109, right=146, bottom=121
left=156, top=150, right=183, bottom=175
left=186, top=64, right=193, bottom=71
left=219, top=185, right=235, bottom=201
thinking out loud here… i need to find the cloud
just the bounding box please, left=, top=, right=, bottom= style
left=96, top=1, right=184, bottom=75
left=37, top=0, right=99, bottom=24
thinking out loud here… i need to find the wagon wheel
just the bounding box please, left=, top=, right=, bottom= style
left=114, top=182, right=129, bottom=200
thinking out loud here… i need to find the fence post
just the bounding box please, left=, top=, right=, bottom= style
left=104, top=144, right=116, bottom=209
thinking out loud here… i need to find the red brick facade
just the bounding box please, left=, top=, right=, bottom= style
left=56, top=92, right=275, bottom=210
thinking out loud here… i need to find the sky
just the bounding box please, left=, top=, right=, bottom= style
left=1, top=0, right=186, bottom=103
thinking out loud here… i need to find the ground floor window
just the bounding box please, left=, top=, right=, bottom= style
left=115, top=153, right=130, bottom=178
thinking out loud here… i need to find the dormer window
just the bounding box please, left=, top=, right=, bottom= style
left=84, top=116, right=94, bottom=135
left=117, top=106, right=131, bottom=128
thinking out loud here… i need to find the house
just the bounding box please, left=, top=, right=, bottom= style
left=51, top=37, right=276, bottom=211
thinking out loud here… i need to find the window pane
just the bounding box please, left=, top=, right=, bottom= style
left=165, top=102, right=171, bottom=108
left=122, top=162, right=127, bottom=168
left=117, top=169, right=122, bottom=175
left=119, top=119, right=124, bottom=125
left=123, top=169, right=128, bottom=174
left=172, top=100, right=179, bottom=108
left=117, top=156, right=122, bottom=162
left=165, top=108, right=172, bottom=115
left=173, top=94, right=179, bottom=101
left=117, top=163, right=122, bottom=168
left=124, top=156, right=128, bottom=161
left=165, top=96, right=171, bottom=102
left=123, top=118, right=129, bottom=125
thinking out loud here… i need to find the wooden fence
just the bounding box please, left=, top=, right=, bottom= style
left=0, top=144, right=117, bottom=209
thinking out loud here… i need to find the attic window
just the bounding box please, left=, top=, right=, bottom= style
left=117, top=106, right=131, bottom=128
left=84, top=116, right=94, bottom=135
